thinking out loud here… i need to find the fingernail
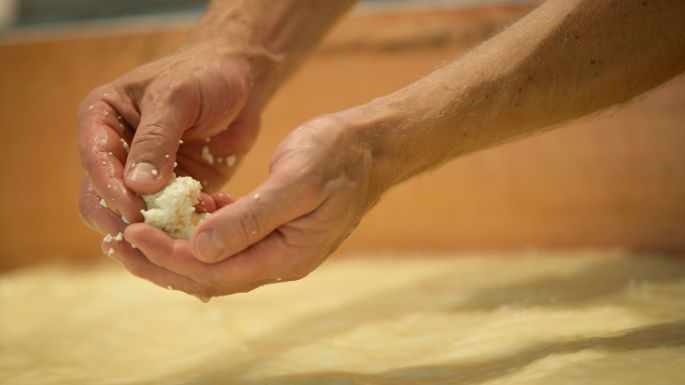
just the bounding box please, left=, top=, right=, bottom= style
left=128, top=162, right=158, bottom=183
left=194, top=230, right=224, bottom=262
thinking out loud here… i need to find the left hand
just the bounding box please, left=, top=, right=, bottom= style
left=118, top=112, right=385, bottom=298
left=77, top=47, right=262, bottom=281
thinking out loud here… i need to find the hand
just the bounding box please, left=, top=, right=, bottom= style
left=77, top=46, right=260, bottom=252
left=120, top=112, right=385, bottom=298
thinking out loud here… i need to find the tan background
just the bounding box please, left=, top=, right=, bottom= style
left=0, top=4, right=683, bottom=269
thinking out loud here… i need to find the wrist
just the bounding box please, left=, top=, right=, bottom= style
left=180, top=2, right=295, bottom=110
left=344, top=67, right=485, bottom=191
left=334, top=99, right=415, bottom=201
left=342, top=97, right=426, bottom=192
left=182, top=0, right=356, bottom=109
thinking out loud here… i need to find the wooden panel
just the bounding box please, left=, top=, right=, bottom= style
left=0, top=4, right=683, bottom=269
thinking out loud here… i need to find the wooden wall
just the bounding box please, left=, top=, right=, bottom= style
left=1, top=4, right=684, bottom=269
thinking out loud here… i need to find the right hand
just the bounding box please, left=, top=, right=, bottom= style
left=118, top=111, right=391, bottom=298
left=77, top=46, right=261, bottom=256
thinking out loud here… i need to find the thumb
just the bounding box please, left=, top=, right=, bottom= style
left=124, top=81, right=198, bottom=194
left=191, top=175, right=319, bottom=263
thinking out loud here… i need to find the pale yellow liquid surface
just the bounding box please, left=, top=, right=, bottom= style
left=2, top=251, right=685, bottom=385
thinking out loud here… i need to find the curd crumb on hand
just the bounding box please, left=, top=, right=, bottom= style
left=141, top=175, right=209, bottom=238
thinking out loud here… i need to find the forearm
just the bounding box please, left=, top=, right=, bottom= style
left=355, top=0, right=685, bottom=192
left=185, top=0, right=358, bottom=108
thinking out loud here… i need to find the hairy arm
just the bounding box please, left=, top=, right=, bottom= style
left=186, top=0, right=359, bottom=108
left=357, top=0, right=685, bottom=192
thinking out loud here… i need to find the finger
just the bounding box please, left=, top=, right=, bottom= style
left=195, top=192, right=216, bottom=214
left=210, top=192, right=234, bottom=209
left=124, top=223, right=217, bottom=284
left=78, top=94, right=145, bottom=223
left=212, top=230, right=300, bottom=285
left=102, top=236, right=210, bottom=298
left=124, top=77, right=199, bottom=195
left=79, top=177, right=127, bottom=235
left=128, top=222, right=294, bottom=293
left=190, top=175, right=320, bottom=263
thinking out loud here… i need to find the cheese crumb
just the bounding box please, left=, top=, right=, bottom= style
left=201, top=146, right=214, bottom=165
left=99, top=198, right=108, bottom=208
left=141, top=175, right=209, bottom=238
left=151, top=169, right=158, bottom=176
left=226, top=155, right=236, bottom=167
left=120, top=138, right=129, bottom=153
left=103, top=234, right=113, bottom=243
left=107, top=248, right=114, bottom=256
left=114, top=232, right=123, bottom=241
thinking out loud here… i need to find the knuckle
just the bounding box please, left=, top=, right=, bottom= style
left=81, top=85, right=109, bottom=104
left=77, top=91, right=100, bottom=115
left=302, top=114, right=338, bottom=130
left=147, top=75, right=195, bottom=105
left=77, top=98, right=92, bottom=115
left=236, top=208, right=261, bottom=244
left=133, top=123, right=168, bottom=148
